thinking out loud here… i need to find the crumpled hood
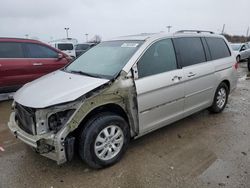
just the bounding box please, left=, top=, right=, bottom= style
left=14, top=70, right=109, bottom=108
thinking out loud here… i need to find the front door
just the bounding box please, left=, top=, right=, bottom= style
left=0, top=42, right=32, bottom=92
left=134, top=38, right=185, bottom=134
left=24, top=43, right=67, bottom=80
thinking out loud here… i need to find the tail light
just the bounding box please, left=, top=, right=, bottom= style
left=66, top=56, right=72, bottom=62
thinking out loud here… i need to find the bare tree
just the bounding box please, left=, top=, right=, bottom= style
left=89, top=35, right=102, bottom=43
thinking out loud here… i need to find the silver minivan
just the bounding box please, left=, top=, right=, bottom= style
left=8, top=31, right=238, bottom=169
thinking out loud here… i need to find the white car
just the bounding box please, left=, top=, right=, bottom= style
left=231, top=43, right=250, bottom=62
left=50, top=42, right=76, bottom=59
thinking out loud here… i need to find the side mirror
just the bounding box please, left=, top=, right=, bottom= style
left=58, top=53, right=64, bottom=59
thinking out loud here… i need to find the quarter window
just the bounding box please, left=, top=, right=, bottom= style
left=25, top=43, right=58, bottom=58
left=0, top=42, right=24, bottom=58
left=205, top=37, right=231, bottom=60
left=173, top=37, right=206, bottom=67
left=138, top=39, right=177, bottom=78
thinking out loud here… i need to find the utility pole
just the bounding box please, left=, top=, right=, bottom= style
left=85, top=33, right=89, bottom=42
left=246, top=27, right=249, bottom=42
left=166, top=25, right=172, bottom=33
left=64, top=27, right=69, bottom=38
left=221, top=24, right=225, bottom=34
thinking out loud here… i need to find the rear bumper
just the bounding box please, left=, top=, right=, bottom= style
left=8, top=112, right=68, bottom=164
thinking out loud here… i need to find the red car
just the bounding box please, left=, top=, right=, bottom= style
left=0, top=38, right=70, bottom=93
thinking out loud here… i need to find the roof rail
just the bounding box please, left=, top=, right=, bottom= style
left=176, top=30, right=214, bottom=34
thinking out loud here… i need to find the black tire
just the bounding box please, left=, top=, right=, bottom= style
left=78, top=112, right=130, bottom=169
left=248, top=58, right=250, bottom=71
left=209, top=82, right=229, bottom=113
left=236, top=55, right=240, bottom=63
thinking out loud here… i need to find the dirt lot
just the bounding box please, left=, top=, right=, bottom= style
left=0, top=63, right=250, bottom=188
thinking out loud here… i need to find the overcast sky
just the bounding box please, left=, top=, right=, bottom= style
left=0, top=0, right=249, bottom=42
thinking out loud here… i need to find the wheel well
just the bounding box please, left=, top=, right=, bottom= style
left=71, top=104, right=129, bottom=139
left=222, top=80, right=230, bottom=91
left=84, top=103, right=129, bottom=123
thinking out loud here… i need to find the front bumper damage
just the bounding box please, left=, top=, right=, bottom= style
left=8, top=112, right=71, bottom=165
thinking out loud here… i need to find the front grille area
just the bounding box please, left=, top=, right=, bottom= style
left=15, top=103, right=36, bottom=135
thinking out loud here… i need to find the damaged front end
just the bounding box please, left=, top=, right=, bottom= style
left=8, top=100, right=81, bottom=164
left=8, top=71, right=139, bottom=165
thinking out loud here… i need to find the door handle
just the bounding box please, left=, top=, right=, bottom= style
left=33, top=62, right=43, bottom=66
left=187, top=72, right=196, bottom=77
left=172, top=76, right=182, bottom=81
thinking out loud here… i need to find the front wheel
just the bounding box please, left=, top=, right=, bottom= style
left=209, top=82, right=229, bottom=113
left=236, top=55, right=240, bottom=63
left=78, top=113, right=130, bottom=169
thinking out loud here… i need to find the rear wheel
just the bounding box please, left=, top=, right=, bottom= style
left=209, top=82, right=229, bottom=113
left=78, top=112, right=130, bottom=169
left=248, top=58, right=250, bottom=71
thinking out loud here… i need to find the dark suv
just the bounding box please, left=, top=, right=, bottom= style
left=0, top=38, right=71, bottom=93
left=75, top=43, right=96, bottom=57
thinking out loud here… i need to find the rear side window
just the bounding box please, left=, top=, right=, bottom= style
left=58, top=43, right=73, bottom=50
left=25, top=43, right=58, bottom=58
left=205, top=37, right=231, bottom=60
left=0, top=42, right=24, bottom=58
left=76, top=44, right=90, bottom=50
left=138, top=39, right=177, bottom=78
left=173, top=37, right=206, bottom=67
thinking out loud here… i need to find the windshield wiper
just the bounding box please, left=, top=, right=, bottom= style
left=69, top=70, right=102, bottom=78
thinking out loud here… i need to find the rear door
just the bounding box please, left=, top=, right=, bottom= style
left=173, top=37, right=216, bottom=116
left=0, top=42, right=32, bottom=92
left=134, top=38, right=185, bottom=134
left=24, top=43, right=68, bottom=79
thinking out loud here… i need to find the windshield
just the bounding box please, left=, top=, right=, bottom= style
left=65, top=40, right=143, bottom=79
left=58, top=43, right=74, bottom=50
left=231, top=44, right=241, bottom=51
left=76, top=44, right=91, bottom=50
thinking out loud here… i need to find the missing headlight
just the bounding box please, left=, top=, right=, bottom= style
left=48, top=109, right=75, bottom=132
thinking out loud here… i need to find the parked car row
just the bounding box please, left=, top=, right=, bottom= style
left=8, top=31, right=238, bottom=169
left=49, top=38, right=97, bottom=59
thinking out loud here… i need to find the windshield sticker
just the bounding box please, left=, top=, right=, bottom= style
left=121, top=43, right=139, bottom=48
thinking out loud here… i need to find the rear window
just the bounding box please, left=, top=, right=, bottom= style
left=231, top=44, right=241, bottom=51
left=76, top=44, right=90, bottom=50
left=206, top=37, right=231, bottom=60
left=58, top=43, right=74, bottom=50
left=173, top=37, right=206, bottom=67
left=0, top=42, right=24, bottom=58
